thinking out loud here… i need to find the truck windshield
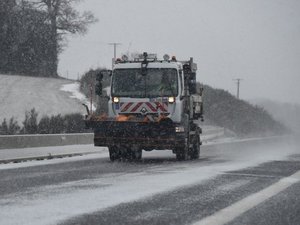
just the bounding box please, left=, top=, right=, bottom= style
left=112, top=68, right=178, bottom=98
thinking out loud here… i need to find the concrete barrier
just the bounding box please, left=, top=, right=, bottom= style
left=0, top=127, right=226, bottom=150
left=0, top=133, right=94, bottom=149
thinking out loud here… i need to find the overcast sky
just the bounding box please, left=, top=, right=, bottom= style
left=58, top=0, right=300, bottom=104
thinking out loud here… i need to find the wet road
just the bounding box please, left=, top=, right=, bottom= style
left=0, top=137, right=299, bottom=225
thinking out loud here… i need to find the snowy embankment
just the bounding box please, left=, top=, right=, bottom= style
left=0, top=74, right=90, bottom=124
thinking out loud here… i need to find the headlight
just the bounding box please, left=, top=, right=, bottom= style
left=113, top=97, right=120, bottom=103
left=168, top=96, right=175, bottom=103
left=175, top=126, right=185, bottom=133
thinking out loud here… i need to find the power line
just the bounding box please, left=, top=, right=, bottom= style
left=108, top=42, right=121, bottom=69
left=233, top=78, right=243, bottom=99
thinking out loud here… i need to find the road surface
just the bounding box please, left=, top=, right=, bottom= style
left=0, top=136, right=299, bottom=225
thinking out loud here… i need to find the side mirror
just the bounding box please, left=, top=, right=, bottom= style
left=95, top=70, right=110, bottom=96
left=199, top=87, right=204, bottom=96
left=95, top=79, right=103, bottom=96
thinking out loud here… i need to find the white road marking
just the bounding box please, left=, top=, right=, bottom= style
left=193, top=170, right=300, bottom=225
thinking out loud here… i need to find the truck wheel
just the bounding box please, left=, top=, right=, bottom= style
left=131, top=150, right=142, bottom=161
left=108, top=146, right=120, bottom=161
left=176, top=147, right=188, bottom=161
left=190, top=135, right=200, bottom=160
left=120, top=147, right=142, bottom=161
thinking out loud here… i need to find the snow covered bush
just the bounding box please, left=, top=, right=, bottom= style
left=0, top=117, right=20, bottom=135
left=0, top=109, right=89, bottom=135
left=21, top=108, right=38, bottom=134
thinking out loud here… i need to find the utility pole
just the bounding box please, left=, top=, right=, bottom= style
left=233, top=78, right=243, bottom=99
left=108, top=42, right=121, bottom=69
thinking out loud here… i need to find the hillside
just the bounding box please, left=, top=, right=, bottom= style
left=203, top=85, right=286, bottom=136
left=251, top=99, right=300, bottom=134
left=0, top=74, right=89, bottom=125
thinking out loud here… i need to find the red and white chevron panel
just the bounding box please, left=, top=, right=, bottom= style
left=120, top=102, right=168, bottom=113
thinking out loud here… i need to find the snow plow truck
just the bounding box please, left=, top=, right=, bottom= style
left=84, top=52, right=203, bottom=161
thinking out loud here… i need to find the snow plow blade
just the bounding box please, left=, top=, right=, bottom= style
left=85, top=120, right=185, bottom=150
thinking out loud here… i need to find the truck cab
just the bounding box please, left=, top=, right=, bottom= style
left=109, top=55, right=184, bottom=123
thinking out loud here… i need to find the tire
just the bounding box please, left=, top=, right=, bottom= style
left=108, top=146, right=121, bottom=161
left=176, top=146, right=188, bottom=161
left=118, top=147, right=142, bottom=161
left=120, top=147, right=131, bottom=160
left=131, top=149, right=142, bottom=161
left=190, top=135, right=200, bottom=160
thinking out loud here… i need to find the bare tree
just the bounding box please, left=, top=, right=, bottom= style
left=28, top=0, right=97, bottom=76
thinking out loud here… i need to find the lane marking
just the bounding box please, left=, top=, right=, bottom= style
left=193, top=170, right=300, bottom=225
left=225, top=172, right=281, bottom=179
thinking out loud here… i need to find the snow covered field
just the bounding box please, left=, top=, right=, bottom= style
left=0, top=74, right=88, bottom=124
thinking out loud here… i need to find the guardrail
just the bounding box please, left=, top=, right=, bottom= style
left=0, top=133, right=94, bottom=149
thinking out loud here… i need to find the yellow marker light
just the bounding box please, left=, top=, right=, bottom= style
left=113, top=97, right=120, bottom=103
left=168, top=96, right=175, bottom=103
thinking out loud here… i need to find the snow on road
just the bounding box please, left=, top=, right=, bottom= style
left=0, top=74, right=87, bottom=123
left=0, top=138, right=299, bottom=225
